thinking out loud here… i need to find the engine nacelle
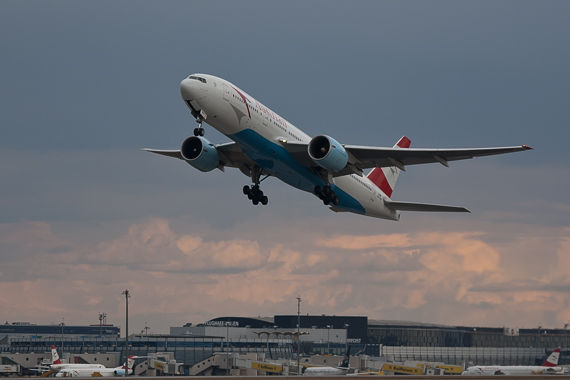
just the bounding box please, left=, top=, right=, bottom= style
left=180, top=136, right=219, bottom=172
left=308, top=135, right=348, bottom=172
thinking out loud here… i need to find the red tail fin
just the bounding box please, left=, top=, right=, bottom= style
left=541, top=348, right=560, bottom=367
left=51, top=345, right=62, bottom=365
left=367, top=136, right=411, bottom=197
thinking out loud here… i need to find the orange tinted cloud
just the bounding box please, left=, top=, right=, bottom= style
left=1, top=219, right=570, bottom=331
left=315, top=233, right=411, bottom=250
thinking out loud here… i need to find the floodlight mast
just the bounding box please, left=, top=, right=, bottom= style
left=122, top=289, right=130, bottom=377
left=296, top=296, right=301, bottom=375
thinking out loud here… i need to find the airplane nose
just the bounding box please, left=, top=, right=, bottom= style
left=180, top=78, right=197, bottom=100
left=180, top=76, right=208, bottom=100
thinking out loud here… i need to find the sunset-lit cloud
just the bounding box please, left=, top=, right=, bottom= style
left=315, top=234, right=411, bottom=250
left=1, top=217, right=570, bottom=333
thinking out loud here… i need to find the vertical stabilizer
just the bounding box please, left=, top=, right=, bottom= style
left=51, top=345, right=62, bottom=365
left=541, top=348, right=560, bottom=367
left=127, top=355, right=136, bottom=370
left=366, top=136, right=411, bottom=197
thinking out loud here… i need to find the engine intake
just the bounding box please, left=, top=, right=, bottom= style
left=180, top=136, right=219, bottom=172
left=308, top=135, right=348, bottom=173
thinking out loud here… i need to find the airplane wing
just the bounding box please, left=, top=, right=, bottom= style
left=284, top=141, right=532, bottom=174
left=384, top=200, right=470, bottom=213
left=143, top=142, right=255, bottom=170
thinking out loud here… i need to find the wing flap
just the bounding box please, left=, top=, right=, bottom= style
left=385, top=200, right=470, bottom=213
left=344, top=145, right=532, bottom=170
left=282, top=140, right=532, bottom=173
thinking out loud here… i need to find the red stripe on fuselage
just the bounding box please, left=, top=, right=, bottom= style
left=368, top=168, right=393, bottom=197
left=231, top=86, right=251, bottom=118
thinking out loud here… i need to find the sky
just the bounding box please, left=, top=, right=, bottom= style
left=1, top=1, right=570, bottom=336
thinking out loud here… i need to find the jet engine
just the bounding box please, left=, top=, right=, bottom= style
left=308, top=135, right=348, bottom=172
left=180, top=136, right=220, bottom=172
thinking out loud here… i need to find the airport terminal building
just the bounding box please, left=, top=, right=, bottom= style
left=2, top=316, right=570, bottom=370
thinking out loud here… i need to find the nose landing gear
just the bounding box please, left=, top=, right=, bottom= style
left=193, top=117, right=205, bottom=136
left=314, top=185, right=339, bottom=206
left=243, top=166, right=269, bottom=206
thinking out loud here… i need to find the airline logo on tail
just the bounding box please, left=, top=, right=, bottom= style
left=541, top=348, right=561, bottom=367
left=126, top=355, right=136, bottom=370
left=115, top=355, right=136, bottom=375
left=367, top=136, right=411, bottom=197
left=51, top=345, right=62, bottom=365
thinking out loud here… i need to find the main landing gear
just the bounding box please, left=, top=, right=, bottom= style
left=314, top=185, right=339, bottom=206
left=243, top=185, right=268, bottom=205
left=193, top=117, right=205, bottom=136
left=243, top=167, right=269, bottom=206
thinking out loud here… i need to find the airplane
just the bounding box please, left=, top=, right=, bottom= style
left=48, top=345, right=105, bottom=372
left=144, top=74, right=532, bottom=220
left=55, top=356, right=136, bottom=377
left=303, top=346, right=351, bottom=376
left=461, top=348, right=565, bottom=376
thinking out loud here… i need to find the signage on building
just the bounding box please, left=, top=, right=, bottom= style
left=204, top=321, right=240, bottom=327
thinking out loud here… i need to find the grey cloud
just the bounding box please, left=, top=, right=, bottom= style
left=1, top=0, right=570, bottom=332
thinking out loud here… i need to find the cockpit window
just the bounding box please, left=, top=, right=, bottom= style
left=188, top=75, right=207, bottom=83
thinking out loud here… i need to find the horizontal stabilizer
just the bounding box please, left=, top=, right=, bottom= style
left=385, top=200, right=470, bottom=213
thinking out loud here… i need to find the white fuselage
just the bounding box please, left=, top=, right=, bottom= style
left=462, top=365, right=565, bottom=376
left=181, top=74, right=399, bottom=220
left=51, top=363, right=105, bottom=371
left=303, top=366, right=346, bottom=376
left=55, top=366, right=131, bottom=377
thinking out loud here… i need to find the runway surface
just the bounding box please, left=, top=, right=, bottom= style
left=70, top=376, right=570, bottom=380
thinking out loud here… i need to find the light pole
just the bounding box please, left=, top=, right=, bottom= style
left=225, top=322, right=230, bottom=375
left=344, top=323, right=349, bottom=354
left=122, top=289, right=130, bottom=377
left=98, top=313, right=107, bottom=337
left=296, top=296, right=301, bottom=375
left=60, top=318, right=64, bottom=354
left=326, top=325, right=331, bottom=354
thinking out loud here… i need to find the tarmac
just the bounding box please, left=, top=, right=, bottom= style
left=39, top=377, right=570, bottom=380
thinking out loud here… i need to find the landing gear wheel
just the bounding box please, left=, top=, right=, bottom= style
left=315, top=184, right=339, bottom=206
left=243, top=166, right=270, bottom=206
left=193, top=118, right=205, bottom=136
